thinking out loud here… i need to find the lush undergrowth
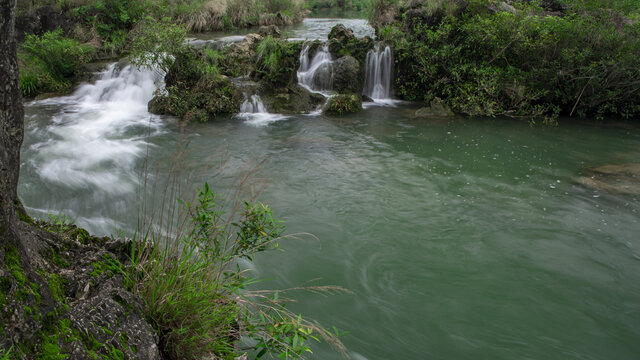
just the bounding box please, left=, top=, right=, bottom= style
left=18, top=29, right=95, bottom=97
left=131, top=182, right=347, bottom=359
left=16, top=0, right=308, bottom=97
left=307, top=0, right=371, bottom=12
left=371, top=0, right=640, bottom=120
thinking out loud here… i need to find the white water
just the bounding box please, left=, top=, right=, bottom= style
left=362, top=45, right=393, bottom=101
left=288, top=18, right=375, bottom=41
left=297, top=44, right=334, bottom=93
left=240, top=94, right=268, bottom=113
left=26, top=63, right=164, bottom=195
left=238, top=94, right=287, bottom=126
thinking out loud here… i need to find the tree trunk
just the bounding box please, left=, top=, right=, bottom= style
left=0, top=0, right=24, bottom=230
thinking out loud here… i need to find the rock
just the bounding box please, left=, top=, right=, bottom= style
left=258, top=25, right=281, bottom=38
left=15, top=6, right=75, bottom=42
left=576, top=163, right=640, bottom=195
left=323, top=94, right=363, bottom=115
left=333, top=56, right=361, bottom=94
left=328, top=24, right=355, bottom=43
left=148, top=95, right=171, bottom=115
left=485, top=2, right=518, bottom=15
left=260, top=84, right=325, bottom=114
left=414, top=98, right=454, bottom=117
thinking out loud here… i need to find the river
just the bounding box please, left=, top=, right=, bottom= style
left=19, top=17, right=640, bottom=360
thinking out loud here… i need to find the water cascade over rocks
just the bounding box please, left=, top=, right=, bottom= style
left=240, top=94, right=267, bottom=113
left=362, top=45, right=393, bottom=100
left=297, top=43, right=334, bottom=92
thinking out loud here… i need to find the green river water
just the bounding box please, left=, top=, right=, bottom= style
left=18, top=19, right=640, bottom=360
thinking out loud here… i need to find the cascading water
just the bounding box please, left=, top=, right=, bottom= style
left=297, top=44, right=334, bottom=92
left=240, top=94, right=267, bottom=113
left=22, top=63, right=165, bottom=231
left=237, top=94, right=286, bottom=126
left=362, top=45, right=393, bottom=100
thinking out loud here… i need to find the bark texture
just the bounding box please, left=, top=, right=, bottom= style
left=0, top=0, right=24, bottom=229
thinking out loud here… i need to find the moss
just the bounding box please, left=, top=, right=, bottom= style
left=51, top=250, right=70, bottom=268
left=5, top=245, right=25, bottom=286
left=324, top=94, right=363, bottom=115
left=89, top=255, right=123, bottom=278
left=30, top=282, right=42, bottom=306
left=46, top=274, right=68, bottom=309
left=15, top=198, right=34, bottom=225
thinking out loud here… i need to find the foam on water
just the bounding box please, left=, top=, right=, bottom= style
left=27, top=63, right=165, bottom=194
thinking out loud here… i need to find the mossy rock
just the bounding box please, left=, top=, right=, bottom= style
left=326, top=24, right=374, bottom=65
left=260, top=83, right=325, bottom=114
left=323, top=94, right=362, bottom=115
left=333, top=56, right=361, bottom=94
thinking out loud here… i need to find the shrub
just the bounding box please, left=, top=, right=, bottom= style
left=381, top=0, right=640, bottom=119
left=19, top=29, right=94, bottom=97
left=324, top=94, right=362, bottom=114
left=130, top=183, right=347, bottom=359
left=255, top=36, right=301, bottom=86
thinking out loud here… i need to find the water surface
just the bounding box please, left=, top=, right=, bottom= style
left=18, top=18, right=640, bottom=360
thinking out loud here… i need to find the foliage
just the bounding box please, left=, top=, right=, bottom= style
left=0, top=347, right=12, bottom=360
left=255, top=36, right=301, bottom=86
left=324, top=94, right=362, bottom=114
left=308, top=0, right=371, bottom=12
left=18, top=29, right=94, bottom=97
left=73, top=0, right=145, bottom=39
left=377, top=0, right=640, bottom=119
left=130, top=183, right=345, bottom=359
left=128, top=19, right=188, bottom=74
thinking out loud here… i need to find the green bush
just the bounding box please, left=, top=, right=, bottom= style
left=324, top=94, right=362, bottom=114
left=130, top=183, right=346, bottom=359
left=19, top=29, right=94, bottom=97
left=380, top=0, right=640, bottom=119
left=255, top=36, right=301, bottom=86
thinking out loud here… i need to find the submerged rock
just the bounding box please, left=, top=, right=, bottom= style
left=414, top=98, right=454, bottom=117
left=576, top=163, right=640, bottom=194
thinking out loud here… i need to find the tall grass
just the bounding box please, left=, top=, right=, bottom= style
left=128, top=148, right=348, bottom=359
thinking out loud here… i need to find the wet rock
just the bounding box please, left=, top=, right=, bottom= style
left=260, top=84, right=325, bottom=114
left=414, top=98, right=454, bottom=117
left=258, top=25, right=282, bottom=38
left=576, top=163, right=640, bottom=195
left=333, top=56, right=361, bottom=94
left=15, top=6, right=75, bottom=42
left=323, top=94, right=362, bottom=115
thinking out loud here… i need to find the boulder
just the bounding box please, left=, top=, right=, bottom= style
left=414, top=98, right=454, bottom=117
left=333, top=56, right=361, bottom=94
left=258, top=25, right=282, bottom=38
left=323, top=94, right=363, bottom=115
left=260, top=84, right=325, bottom=114
left=15, top=5, right=75, bottom=42
left=576, top=163, right=640, bottom=195
left=328, top=24, right=355, bottom=43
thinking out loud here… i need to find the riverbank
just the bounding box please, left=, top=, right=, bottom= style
left=369, top=0, right=640, bottom=120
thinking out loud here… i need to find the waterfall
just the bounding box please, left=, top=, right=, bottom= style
left=240, top=94, right=267, bottom=113
left=297, top=44, right=334, bottom=92
left=26, top=62, right=165, bottom=196
left=363, top=45, right=393, bottom=100
left=237, top=93, right=286, bottom=126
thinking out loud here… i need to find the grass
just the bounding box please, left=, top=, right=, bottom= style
left=126, top=148, right=348, bottom=359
